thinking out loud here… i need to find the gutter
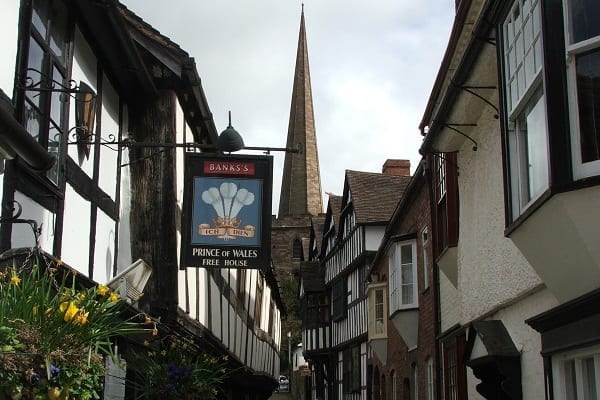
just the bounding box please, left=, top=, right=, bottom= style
left=419, top=0, right=503, bottom=155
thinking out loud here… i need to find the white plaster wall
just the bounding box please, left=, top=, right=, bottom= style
left=364, top=226, right=385, bottom=251
left=12, top=191, right=54, bottom=252
left=439, top=270, right=460, bottom=333
left=456, top=107, right=543, bottom=323
left=93, top=209, right=115, bottom=283
left=61, top=183, right=91, bottom=275
left=465, top=288, right=558, bottom=399
left=69, top=28, right=97, bottom=178
left=0, top=1, right=18, bottom=96
left=98, top=75, right=119, bottom=199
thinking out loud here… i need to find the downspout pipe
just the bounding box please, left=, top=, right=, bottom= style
left=0, top=98, right=55, bottom=173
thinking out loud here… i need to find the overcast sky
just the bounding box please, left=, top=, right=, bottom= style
left=0, top=1, right=453, bottom=215
left=121, top=1, right=456, bottom=214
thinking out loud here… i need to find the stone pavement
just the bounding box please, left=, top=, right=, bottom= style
left=268, top=391, right=292, bottom=400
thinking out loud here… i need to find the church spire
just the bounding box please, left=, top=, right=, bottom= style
left=278, top=8, right=323, bottom=217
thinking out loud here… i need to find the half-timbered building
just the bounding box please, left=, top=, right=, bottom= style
left=0, top=1, right=283, bottom=399
left=301, top=163, right=412, bottom=400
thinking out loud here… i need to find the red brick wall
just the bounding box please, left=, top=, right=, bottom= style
left=369, top=173, right=437, bottom=400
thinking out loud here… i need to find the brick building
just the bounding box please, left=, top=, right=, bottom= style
left=366, top=159, right=437, bottom=400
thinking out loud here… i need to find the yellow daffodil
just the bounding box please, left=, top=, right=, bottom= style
left=109, top=292, right=119, bottom=302
left=47, top=387, right=61, bottom=400
left=97, top=284, right=109, bottom=296
left=63, top=301, right=79, bottom=322
left=10, top=274, right=21, bottom=285
left=59, top=301, right=69, bottom=313
left=74, top=310, right=89, bottom=325
left=143, top=340, right=150, bottom=347
left=32, top=306, right=38, bottom=316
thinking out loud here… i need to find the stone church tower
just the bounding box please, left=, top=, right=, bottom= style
left=272, top=8, right=323, bottom=277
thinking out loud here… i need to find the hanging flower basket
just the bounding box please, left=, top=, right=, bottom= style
left=128, top=335, right=233, bottom=400
left=0, top=249, right=150, bottom=400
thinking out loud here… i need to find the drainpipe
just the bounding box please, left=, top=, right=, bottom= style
left=0, top=97, right=55, bottom=172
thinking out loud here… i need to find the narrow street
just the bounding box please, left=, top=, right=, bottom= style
left=268, top=391, right=292, bottom=400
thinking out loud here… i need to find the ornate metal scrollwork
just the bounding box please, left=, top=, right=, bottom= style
left=0, top=200, right=41, bottom=246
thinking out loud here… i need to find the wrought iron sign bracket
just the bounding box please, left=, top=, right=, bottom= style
left=16, top=68, right=96, bottom=100
left=0, top=200, right=41, bottom=246
left=67, top=134, right=300, bottom=154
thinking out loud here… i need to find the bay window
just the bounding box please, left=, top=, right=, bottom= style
left=367, top=282, right=387, bottom=340
left=21, top=0, right=70, bottom=185
left=564, top=0, right=600, bottom=178
left=502, top=0, right=549, bottom=221
left=388, top=240, right=418, bottom=313
left=553, top=344, right=600, bottom=400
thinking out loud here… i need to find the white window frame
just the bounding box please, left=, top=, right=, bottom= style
left=421, top=227, right=430, bottom=290
left=367, top=282, right=387, bottom=340
left=552, top=344, right=600, bottom=400
left=503, top=0, right=550, bottom=221
left=412, top=363, right=419, bottom=400
left=563, top=0, right=600, bottom=179
left=388, top=240, right=418, bottom=313
left=426, top=357, right=435, bottom=400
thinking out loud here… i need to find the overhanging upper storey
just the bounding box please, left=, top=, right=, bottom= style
left=419, top=0, right=501, bottom=155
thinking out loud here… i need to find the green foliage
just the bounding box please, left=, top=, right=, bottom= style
left=0, top=251, right=149, bottom=400
left=129, top=336, right=232, bottom=400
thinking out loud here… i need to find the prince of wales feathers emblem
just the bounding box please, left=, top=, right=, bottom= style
left=199, top=182, right=256, bottom=240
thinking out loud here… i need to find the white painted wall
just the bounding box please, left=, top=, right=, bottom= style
left=454, top=104, right=559, bottom=398
left=456, top=107, right=543, bottom=323
left=11, top=191, right=54, bottom=252
left=439, top=271, right=460, bottom=333
left=69, top=28, right=97, bottom=178
left=364, top=225, right=385, bottom=251
left=0, top=1, right=18, bottom=97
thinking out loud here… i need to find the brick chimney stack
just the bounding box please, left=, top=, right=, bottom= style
left=382, top=159, right=411, bottom=176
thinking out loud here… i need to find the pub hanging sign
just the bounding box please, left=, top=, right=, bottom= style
left=180, top=153, right=273, bottom=269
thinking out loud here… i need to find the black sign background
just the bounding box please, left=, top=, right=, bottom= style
left=180, top=153, right=273, bottom=270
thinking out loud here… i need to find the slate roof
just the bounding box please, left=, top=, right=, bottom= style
left=345, top=170, right=412, bottom=225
